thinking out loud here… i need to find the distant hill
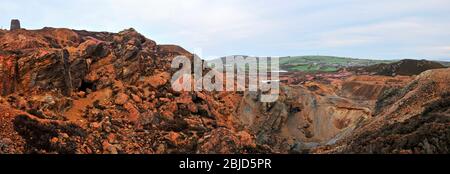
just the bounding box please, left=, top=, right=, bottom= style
left=350, top=59, right=447, bottom=76
left=279, top=56, right=394, bottom=72
left=207, top=55, right=449, bottom=73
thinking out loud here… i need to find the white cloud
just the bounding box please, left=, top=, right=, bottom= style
left=1, top=0, right=449, bottom=60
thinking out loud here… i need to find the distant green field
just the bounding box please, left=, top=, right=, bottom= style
left=207, top=56, right=449, bottom=73
left=279, top=56, right=395, bottom=72
left=284, top=64, right=338, bottom=72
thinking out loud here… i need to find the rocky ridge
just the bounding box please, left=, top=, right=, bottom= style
left=0, top=28, right=260, bottom=154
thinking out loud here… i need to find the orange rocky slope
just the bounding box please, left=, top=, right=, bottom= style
left=0, top=28, right=260, bottom=154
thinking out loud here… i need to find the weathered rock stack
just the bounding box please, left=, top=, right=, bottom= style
left=10, top=19, right=21, bottom=30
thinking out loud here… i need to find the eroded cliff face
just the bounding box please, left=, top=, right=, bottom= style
left=236, top=74, right=414, bottom=153
left=314, top=68, right=450, bottom=154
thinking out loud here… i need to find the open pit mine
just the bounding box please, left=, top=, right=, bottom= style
left=0, top=23, right=449, bottom=154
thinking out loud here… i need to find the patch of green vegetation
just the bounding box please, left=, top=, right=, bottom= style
left=282, top=64, right=338, bottom=72
left=279, top=56, right=395, bottom=72
left=320, top=66, right=339, bottom=72
left=208, top=55, right=449, bottom=73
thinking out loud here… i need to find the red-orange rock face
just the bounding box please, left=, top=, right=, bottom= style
left=0, top=28, right=255, bottom=154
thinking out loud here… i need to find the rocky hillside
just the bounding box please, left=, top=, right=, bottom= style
left=0, top=28, right=261, bottom=154
left=315, top=68, right=450, bottom=154
left=350, top=59, right=446, bottom=76
left=236, top=74, right=414, bottom=153
left=1, top=27, right=449, bottom=154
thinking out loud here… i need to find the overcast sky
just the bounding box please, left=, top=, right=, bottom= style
left=1, top=0, right=449, bottom=60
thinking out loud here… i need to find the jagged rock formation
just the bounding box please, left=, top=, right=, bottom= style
left=0, top=27, right=448, bottom=154
left=0, top=27, right=259, bottom=154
